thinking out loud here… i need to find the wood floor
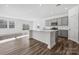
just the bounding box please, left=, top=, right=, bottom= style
left=0, top=36, right=79, bottom=55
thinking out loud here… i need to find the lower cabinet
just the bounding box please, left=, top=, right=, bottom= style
left=58, top=30, right=68, bottom=37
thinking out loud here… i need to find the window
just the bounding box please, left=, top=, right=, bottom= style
left=9, top=21, right=15, bottom=28
left=22, top=24, right=29, bottom=30
left=0, top=20, right=7, bottom=28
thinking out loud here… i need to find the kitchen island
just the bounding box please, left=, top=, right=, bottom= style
left=30, top=30, right=57, bottom=49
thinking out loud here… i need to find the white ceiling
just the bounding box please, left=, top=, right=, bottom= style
left=0, top=4, right=78, bottom=20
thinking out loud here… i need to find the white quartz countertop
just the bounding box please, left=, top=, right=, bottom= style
left=31, top=30, right=58, bottom=32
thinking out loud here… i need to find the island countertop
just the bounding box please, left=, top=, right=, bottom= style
left=31, top=29, right=58, bottom=32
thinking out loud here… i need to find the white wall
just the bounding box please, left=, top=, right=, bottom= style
left=0, top=16, right=33, bottom=36
left=33, top=19, right=45, bottom=30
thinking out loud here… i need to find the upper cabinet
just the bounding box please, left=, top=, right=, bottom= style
left=45, top=16, right=68, bottom=26
left=50, top=18, right=58, bottom=26
left=61, top=16, right=68, bottom=26
left=57, top=17, right=61, bottom=26
left=45, top=19, right=51, bottom=26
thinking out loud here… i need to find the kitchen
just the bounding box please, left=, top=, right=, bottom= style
left=0, top=4, right=79, bottom=55
left=29, top=4, right=79, bottom=49
left=30, top=13, right=68, bottom=49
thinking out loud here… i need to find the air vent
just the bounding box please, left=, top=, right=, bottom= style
left=56, top=4, right=61, bottom=6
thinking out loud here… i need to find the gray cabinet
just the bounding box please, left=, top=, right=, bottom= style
left=45, top=19, right=57, bottom=26
left=58, top=16, right=68, bottom=26
left=61, top=16, right=68, bottom=26
left=57, top=18, right=61, bottom=26
left=58, top=30, right=68, bottom=37
left=45, top=16, right=68, bottom=26
left=45, top=20, right=50, bottom=26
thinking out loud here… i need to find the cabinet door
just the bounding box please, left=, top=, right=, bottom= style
left=74, top=15, right=78, bottom=42
left=58, top=30, right=62, bottom=36
left=68, top=15, right=76, bottom=41
left=58, top=30, right=68, bottom=37
left=45, top=20, right=50, bottom=26
left=58, top=18, right=61, bottom=26
left=61, top=16, right=68, bottom=26
left=68, top=6, right=78, bottom=42
left=61, top=30, right=68, bottom=37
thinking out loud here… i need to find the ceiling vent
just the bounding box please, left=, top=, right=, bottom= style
left=56, top=4, right=61, bottom=7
